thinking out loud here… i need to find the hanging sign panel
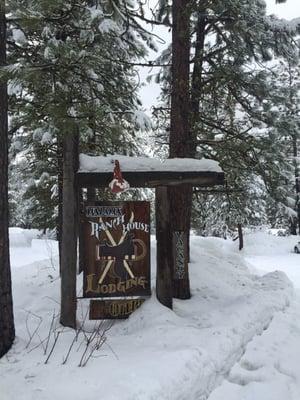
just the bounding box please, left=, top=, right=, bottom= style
left=89, top=298, right=146, bottom=320
left=82, top=201, right=151, bottom=298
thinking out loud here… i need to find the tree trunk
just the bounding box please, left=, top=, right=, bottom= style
left=57, top=137, right=63, bottom=273
left=60, top=129, right=79, bottom=328
left=238, top=223, right=243, bottom=250
left=156, top=187, right=173, bottom=309
left=169, top=0, right=191, bottom=159
left=0, top=0, right=15, bottom=357
left=86, top=124, right=96, bottom=202
left=297, top=177, right=300, bottom=235
left=292, top=133, right=300, bottom=235
left=190, top=11, right=207, bottom=152
left=290, top=218, right=297, bottom=236
left=169, top=0, right=191, bottom=299
left=78, top=188, right=85, bottom=274
left=186, top=10, right=207, bottom=263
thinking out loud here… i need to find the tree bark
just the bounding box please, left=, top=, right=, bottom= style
left=238, top=223, right=243, bottom=251
left=60, top=129, right=79, bottom=328
left=186, top=10, right=207, bottom=263
left=78, top=188, right=85, bottom=274
left=169, top=0, right=191, bottom=159
left=190, top=11, right=207, bottom=153
left=156, top=187, right=173, bottom=309
left=292, top=133, right=300, bottom=235
left=169, top=0, right=191, bottom=299
left=297, top=179, right=300, bottom=235
left=57, top=137, right=63, bottom=273
left=0, top=0, right=15, bottom=357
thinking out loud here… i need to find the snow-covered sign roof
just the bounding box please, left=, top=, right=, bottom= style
left=79, top=154, right=222, bottom=173
left=78, top=154, right=224, bottom=188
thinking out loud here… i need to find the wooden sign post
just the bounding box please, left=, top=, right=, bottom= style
left=81, top=201, right=151, bottom=319
left=59, top=156, right=224, bottom=327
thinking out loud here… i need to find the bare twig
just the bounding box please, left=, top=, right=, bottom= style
left=78, top=320, right=115, bottom=367
left=43, top=296, right=60, bottom=306
left=44, top=331, right=61, bottom=364
left=24, top=310, right=43, bottom=349
left=62, top=309, right=89, bottom=365
left=44, top=311, right=56, bottom=355
left=27, top=337, right=48, bottom=354
left=78, top=323, right=100, bottom=367
left=104, top=341, right=119, bottom=361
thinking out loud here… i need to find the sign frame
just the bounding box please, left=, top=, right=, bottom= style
left=81, top=201, right=151, bottom=300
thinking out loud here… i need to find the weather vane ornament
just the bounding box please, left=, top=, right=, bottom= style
left=109, top=160, right=130, bottom=193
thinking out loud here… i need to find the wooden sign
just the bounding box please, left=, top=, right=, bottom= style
left=89, top=298, right=145, bottom=319
left=82, top=201, right=151, bottom=298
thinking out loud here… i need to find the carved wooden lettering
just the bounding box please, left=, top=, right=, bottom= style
left=89, top=299, right=145, bottom=319
left=173, top=231, right=186, bottom=280
left=82, top=201, right=151, bottom=298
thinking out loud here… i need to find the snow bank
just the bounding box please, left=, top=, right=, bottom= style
left=79, top=153, right=223, bottom=173
left=0, top=235, right=293, bottom=400
left=242, top=231, right=297, bottom=256
left=240, top=231, right=300, bottom=287
left=9, top=227, right=40, bottom=247
left=9, top=228, right=58, bottom=268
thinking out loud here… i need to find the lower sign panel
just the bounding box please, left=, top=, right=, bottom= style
left=89, top=298, right=146, bottom=319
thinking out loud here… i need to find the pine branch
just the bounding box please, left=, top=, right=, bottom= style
left=127, top=11, right=172, bottom=27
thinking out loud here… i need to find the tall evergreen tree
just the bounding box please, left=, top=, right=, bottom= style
left=154, top=0, right=300, bottom=235
left=167, top=0, right=192, bottom=299
left=263, top=60, right=300, bottom=233
left=6, top=0, right=155, bottom=326
left=0, top=0, right=15, bottom=358
left=7, top=0, right=153, bottom=231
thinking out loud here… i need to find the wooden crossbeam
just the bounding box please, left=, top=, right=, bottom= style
left=77, top=171, right=225, bottom=188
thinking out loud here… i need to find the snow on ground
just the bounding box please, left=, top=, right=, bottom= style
left=208, top=231, right=300, bottom=400
left=243, top=232, right=300, bottom=288
left=0, top=229, right=297, bottom=400
left=9, top=227, right=58, bottom=268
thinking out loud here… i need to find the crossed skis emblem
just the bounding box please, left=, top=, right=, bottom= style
left=97, top=212, right=136, bottom=284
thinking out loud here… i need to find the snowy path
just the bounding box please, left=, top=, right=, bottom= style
left=0, top=231, right=298, bottom=400
left=208, top=235, right=300, bottom=400
left=209, top=292, right=300, bottom=400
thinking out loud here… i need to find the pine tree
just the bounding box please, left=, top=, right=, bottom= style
left=154, top=0, right=300, bottom=235
left=263, top=60, right=300, bottom=233
left=167, top=0, right=192, bottom=299
left=7, top=0, right=153, bottom=231
left=0, top=0, right=15, bottom=358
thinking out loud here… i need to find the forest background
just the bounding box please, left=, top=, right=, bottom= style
left=5, top=0, right=300, bottom=239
